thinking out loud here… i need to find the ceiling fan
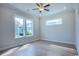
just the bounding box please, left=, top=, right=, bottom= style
left=32, top=3, right=50, bottom=13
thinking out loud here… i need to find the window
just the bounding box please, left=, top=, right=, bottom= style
left=46, top=18, right=62, bottom=26
left=15, top=17, right=25, bottom=38
left=15, top=16, right=33, bottom=38
left=25, top=20, right=33, bottom=36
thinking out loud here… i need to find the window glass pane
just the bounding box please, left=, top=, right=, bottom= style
left=15, top=17, right=25, bottom=38
left=25, top=20, right=33, bottom=36
left=15, top=16, right=33, bottom=38
left=46, top=18, right=62, bottom=26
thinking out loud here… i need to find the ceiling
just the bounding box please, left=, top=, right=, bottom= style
left=9, top=3, right=74, bottom=16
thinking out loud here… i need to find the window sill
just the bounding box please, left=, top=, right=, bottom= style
left=15, top=35, right=33, bottom=39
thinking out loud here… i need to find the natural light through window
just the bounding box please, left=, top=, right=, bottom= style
left=15, top=16, right=33, bottom=38
left=46, top=18, right=62, bottom=26
left=15, top=17, right=24, bottom=38
left=25, top=20, right=33, bottom=36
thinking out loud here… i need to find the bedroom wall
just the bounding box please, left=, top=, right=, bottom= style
left=40, top=9, right=75, bottom=44
left=0, top=4, right=39, bottom=51
left=75, top=4, right=79, bottom=55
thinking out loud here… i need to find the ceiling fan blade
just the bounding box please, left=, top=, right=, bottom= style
left=44, top=9, right=49, bottom=11
left=44, top=4, right=50, bottom=7
left=40, top=3, right=43, bottom=7
left=32, top=8, right=39, bottom=10
left=36, top=3, right=40, bottom=7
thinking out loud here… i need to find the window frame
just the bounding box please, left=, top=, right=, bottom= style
left=25, top=19, right=33, bottom=37
left=46, top=18, right=62, bottom=26
left=14, top=15, right=33, bottom=39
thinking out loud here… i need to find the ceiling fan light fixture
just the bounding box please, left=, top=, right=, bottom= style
left=39, top=8, right=44, bottom=11
left=32, top=3, right=50, bottom=13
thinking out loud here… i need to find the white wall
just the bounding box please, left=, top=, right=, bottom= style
left=75, top=4, right=79, bottom=55
left=0, top=5, right=39, bottom=51
left=40, top=10, right=75, bottom=44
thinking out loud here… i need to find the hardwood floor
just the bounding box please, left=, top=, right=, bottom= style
left=0, top=40, right=77, bottom=56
